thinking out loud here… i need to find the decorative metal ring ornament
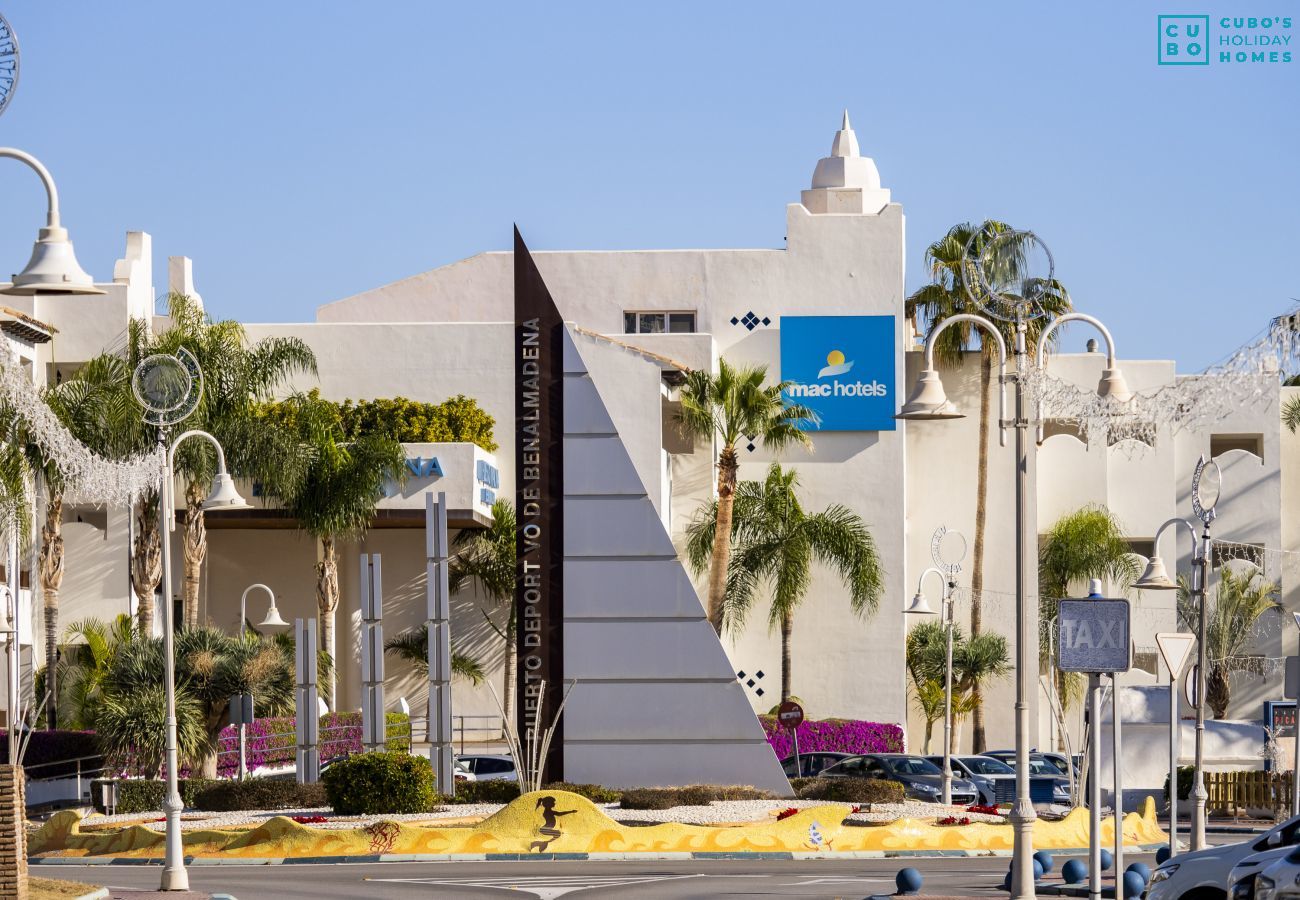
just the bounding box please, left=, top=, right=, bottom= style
left=960, top=226, right=1056, bottom=323
left=1191, top=454, right=1221, bottom=526
left=931, top=525, right=967, bottom=577
left=132, top=348, right=203, bottom=427
left=0, top=13, right=18, bottom=119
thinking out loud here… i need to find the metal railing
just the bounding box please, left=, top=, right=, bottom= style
left=408, top=714, right=504, bottom=753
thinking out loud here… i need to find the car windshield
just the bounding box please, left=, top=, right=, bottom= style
left=962, top=756, right=1014, bottom=775
left=1029, top=760, right=1062, bottom=776
left=887, top=757, right=941, bottom=775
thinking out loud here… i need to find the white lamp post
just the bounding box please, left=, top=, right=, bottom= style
left=0, top=148, right=103, bottom=295
left=1134, top=476, right=1217, bottom=852
left=239, top=583, right=289, bottom=640
left=908, top=566, right=957, bottom=805
left=897, top=229, right=1132, bottom=900
left=159, top=430, right=248, bottom=891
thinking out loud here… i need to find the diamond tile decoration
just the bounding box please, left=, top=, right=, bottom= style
left=741, top=312, right=759, bottom=330
left=730, top=316, right=739, bottom=326
left=761, top=317, right=771, bottom=326
left=755, top=670, right=765, bottom=679
left=746, top=443, right=756, bottom=453
left=736, top=670, right=746, bottom=680
left=746, top=679, right=756, bottom=688
left=731, top=311, right=772, bottom=331
left=756, top=688, right=765, bottom=697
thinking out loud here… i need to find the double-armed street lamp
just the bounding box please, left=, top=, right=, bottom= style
left=896, top=229, right=1132, bottom=900
left=1132, top=457, right=1221, bottom=852
left=158, top=430, right=249, bottom=891
left=906, top=526, right=968, bottom=807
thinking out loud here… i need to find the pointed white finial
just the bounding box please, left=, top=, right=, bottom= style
left=830, top=111, right=860, bottom=158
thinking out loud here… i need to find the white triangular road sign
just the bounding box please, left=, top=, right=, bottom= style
left=1156, top=632, right=1196, bottom=677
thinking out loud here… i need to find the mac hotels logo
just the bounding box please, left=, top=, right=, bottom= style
left=780, top=315, right=895, bottom=432
left=1159, top=14, right=1293, bottom=65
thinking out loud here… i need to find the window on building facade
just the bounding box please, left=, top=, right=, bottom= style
left=1125, top=539, right=1155, bottom=560
left=623, top=311, right=696, bottom=334
left=1210, top=433, right=1263, bottom=460
left=1041, top=419, right=1085, bottom=442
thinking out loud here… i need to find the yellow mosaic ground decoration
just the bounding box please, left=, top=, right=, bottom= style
left=29, top=792, right=1168, bottom=858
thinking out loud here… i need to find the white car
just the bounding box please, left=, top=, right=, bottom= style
left=1147, top=816, right=1300, bottom=900
left=1252, top=849, right=1300, bottom=900
left=456, top=754, right=517, bottom=782
left=1228, top=847, right=1295, bottom=900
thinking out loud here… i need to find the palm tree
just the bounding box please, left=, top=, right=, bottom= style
left=1284, top=396, right=1300, bottom=434
left=1038, top=505, right=1139, bottom=747
left=952, top=630, right=1012, bottom=739
left=676, top=361, right=816, bottom=635
left=905, top=619, right=1010, bottom=754
left=147, top=294, right=316, bottom=627
left=53, top=615, right=136, bottom=731
left=268, top=392, right=404, bottom=709
left=1177, top=567, right=1281, bottom=718
left=906, top=220, right=1072, bottom=751
left=685, top=462, right=883, bottom=701
left=383, top=625, right=488, bottom=684
left=906, top=619, right=950, bottom=753
left=448, top=500, right=516, bottom=720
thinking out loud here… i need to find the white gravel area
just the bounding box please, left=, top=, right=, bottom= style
left=71, top=798, right=1005, bottom=831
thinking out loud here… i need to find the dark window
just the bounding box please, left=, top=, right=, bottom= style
left=1211, top=433, right=1263, bottom=459
left=623, top=311, right=696, bottom=335
left=668, top=313, right=695, bottom=333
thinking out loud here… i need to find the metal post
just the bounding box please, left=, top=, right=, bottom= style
left=1292, top=630, right=1300, bottom=818
left=295, top=617, right=320, bottom=783
left=1192, top=526, right=1210, bottom=851
left=1112, top=674, right=1124, bottom=894
left=1170, top=664, right=1180, bottom=858
left=1010, top=323, right=1038, bottom=900
left=360, top=554, right=385, bottom=752
left=792, top=727, right=801, bottom=777
left=238, top=594, right=246, bottom=781
left=1089, top=673, right=1102, bottom=900
left=427, top=491, right=454, bottom=793
left=942, top=584, right=954, bottom=807
left=158, top=454, right=187, bottom=891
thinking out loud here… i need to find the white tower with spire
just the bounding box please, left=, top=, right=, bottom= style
left=801, top=110, right=892, bottom=215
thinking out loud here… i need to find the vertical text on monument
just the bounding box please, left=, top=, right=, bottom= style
left=514, top=227, right=564, bottom=782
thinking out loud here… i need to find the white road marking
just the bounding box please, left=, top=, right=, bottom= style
left=368, top=873, right=702, bottom=898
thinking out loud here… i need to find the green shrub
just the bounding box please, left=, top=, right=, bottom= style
left=541, top=783, right=621, bottom=804
left=791, top=777, right=905, bottom=804
left=1163, top=766, right=1196, bottom=801
left=191, top=779, right=328, bottom=812
left=323, top=751, right=436, bottom=815
left=89, top=778, right=217, bottom=815
left=618, top=785, right=775, bottom=810
left=450, top=779, right=521, bottom=804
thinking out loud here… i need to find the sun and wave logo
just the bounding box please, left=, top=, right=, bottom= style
left=817, top=350, right=853, bottom=379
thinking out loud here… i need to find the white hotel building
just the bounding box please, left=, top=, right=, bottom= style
left=2, top=115, right=1297, bottom=792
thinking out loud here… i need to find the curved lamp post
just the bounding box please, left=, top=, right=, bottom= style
left=1133, top=460, right=1219, bottom=852
left=907, top=565, right=957, bottom=805
left=159, top=430, right=248, bottom=891
left=239, top=583, right=289, bottom=639
left=0, top=148, right=102, bottom=295
left=897, top=233, right=1132, bottom=900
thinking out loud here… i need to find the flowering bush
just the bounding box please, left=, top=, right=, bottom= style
left=213, top=712, right=411, bottom=778
left=967, top=804, right=1001, bottom=816
left=776, top=807, right=800, bottom=821
left=937, top=815, right=972, bottom=826
left=760, top=717, right=904, bottom=760
left=292, top=815, right=328, bottom=824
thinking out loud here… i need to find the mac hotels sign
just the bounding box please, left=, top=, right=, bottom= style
left=780, top=315, right=896, bottom=431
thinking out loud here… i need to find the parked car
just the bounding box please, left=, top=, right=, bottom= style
left=1147, top=814, right=1300, bottom=900
left=781, top=751, right=854, bottom=778
left=1229, top=847, right=1295, bottom=900
left=981, top=750, right=1073, bottom=804
left=1253, top=846, right=1300, bottom=900
left=454, top=759, right=476, bottom=783
left=819, top=753, right=979, bottom=805
left=456, top=754, right=517, bottom=782
left=924, top=754, right=1018, bottom=806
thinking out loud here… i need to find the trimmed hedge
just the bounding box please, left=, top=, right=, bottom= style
left=543, top=783, right=622, bottom=804
left=450, top=779, right=520, bottom=804
left=323, top=751, right=437, bottom=815
left=90, top=778, right=328, bottom=814
left=790, top=777, right=905, bottom=804
left=618, top=785, right=775, bottom=811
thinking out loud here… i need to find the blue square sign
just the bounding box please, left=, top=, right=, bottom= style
left=779, top=315, right=896, bottom=432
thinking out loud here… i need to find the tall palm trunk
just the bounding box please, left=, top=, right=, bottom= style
left=182, top=480, right=206, bottom=627
left=706, top=446, right=739, bottom=635
left=39, top=493, right=64, bottom=730
left=923, top=719, right=934, bottom=754
left=316, top=535, right=339, bottom=709
left=969, top=352, right=993, bottom=752
left=780, top=609, right=794, bottom=702
left=132, top=491, right=162, bottom=638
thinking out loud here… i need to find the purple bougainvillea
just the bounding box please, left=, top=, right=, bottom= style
left=760, top=717, right=904, bottom=761
left=212, top=713, right=411, bottom=778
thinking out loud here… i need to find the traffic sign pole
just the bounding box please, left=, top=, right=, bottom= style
left=778, top=701, right=805, bottom=777
left=1155, top=633, right=1195, bottom=860
left=1089, top=673, right=1102, bottom=900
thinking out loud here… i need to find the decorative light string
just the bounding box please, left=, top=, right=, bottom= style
left=0, top=337, right=164, bottom=504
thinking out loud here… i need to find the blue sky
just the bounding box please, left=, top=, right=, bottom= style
left=0, top=2, right=1294, bottom=370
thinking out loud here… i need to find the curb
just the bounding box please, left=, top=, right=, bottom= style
left=75, top=890, right=108, bottom=900
left=29, top=843, right=1168, bottom=866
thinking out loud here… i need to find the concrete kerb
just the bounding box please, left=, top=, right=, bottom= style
left=74, top=890, right=109, bottom=900
left=27, top=843, right=1169, bottom=866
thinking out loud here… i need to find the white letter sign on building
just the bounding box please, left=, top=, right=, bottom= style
left=1057, top=599, right=1131, bottom=673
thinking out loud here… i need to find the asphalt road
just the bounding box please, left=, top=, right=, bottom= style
left=40, top=852, right=1168, bottom=900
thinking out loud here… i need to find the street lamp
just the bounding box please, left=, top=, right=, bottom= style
left=908, top=567, right=958, bottom=805
left=239, top=583, right=289, bottom=639
left=897, top=229, right=1132, bottom=900
left=1133, top=461, right=1219, bottom=851
left=159, top=429, right=249, bottom=891
left=0, top=148, right=103, bottom=295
